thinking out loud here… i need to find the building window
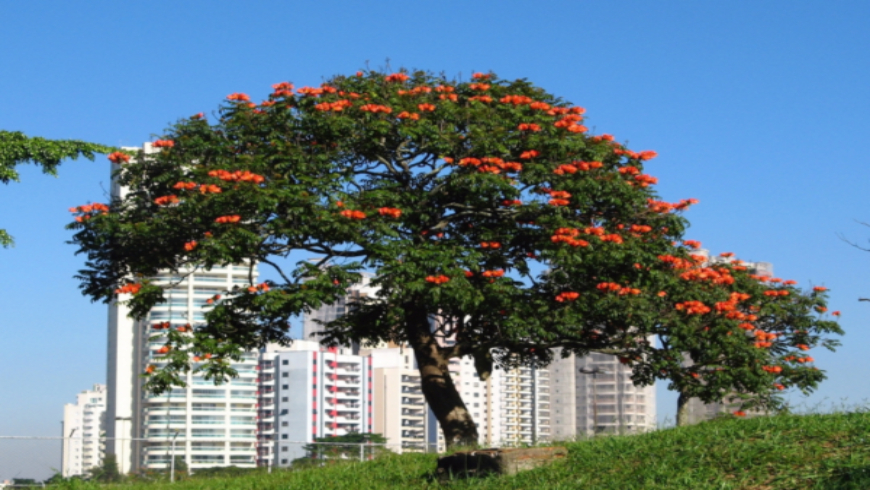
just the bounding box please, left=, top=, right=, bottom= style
left=282, top=434, right=288, bottom=439
left=282, top=372, right=289, bottom=378
left=282, top=421, right=288, bottom=427
left=282, top=447, right=288, bottom=452
left=282, top=397, right=289, bottom=402
left=282, top=360, right=288, bottom=365
left=282, top=385, right=289, bottom=390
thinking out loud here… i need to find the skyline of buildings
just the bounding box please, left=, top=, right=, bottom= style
left=60, top=384, right=106, bottom=477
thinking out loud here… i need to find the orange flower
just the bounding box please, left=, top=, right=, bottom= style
left=481, top=269, right=505, bottom=278
left=184, top=241, right=198, bottom=251
left=555, top=291, right=580, bottom=302
left=813, top=286, right=827, bottom=292
left=340, top=210, right=366, bottom=219
left=227, top=93, right=251, bottom=102
left=397, top=111, right=420, bottom=120
left=377, top=207, right=402, bottom=218
left=145, top=365, right=156, bottom=374
left=425, top=275, right=450, bottom=284
left=517, top=123, right=541, bottom=132
left=417, top=103, right=436, bottom=112
left=107, top=151, right=130, bottom=164
left=215, top=215, right=242, bottom=224
left=832, top=311, right=841, bottom=317
left=152, top=140, right=175, bottom=148
left=733, top=411, right=746, bottom=417
left=519, top=150, right=539, bottom=160
left=384, top=73, right=410, bottom=83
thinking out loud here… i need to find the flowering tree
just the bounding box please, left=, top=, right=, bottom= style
left=69, top=70, right=842, bottom=444
left=0, top=130, right=114, bottom=247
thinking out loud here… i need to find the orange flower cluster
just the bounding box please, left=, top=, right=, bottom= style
left=247, top=282, right=271, bottom=293
left=107, top=151, right=130, bottom=164
left=176, top=323, right=192, bottom=332
left=199, top=184, right=222, bottom=195
left=115, top=283, right=142, bottom=295
left=397, top=86, right=432, bottom=96
left=145, top=365, right=156, bottom=374
left=173, top=181, right=198, bottom=190
left=151, top=322, right=172, bottom=330
left=315, top=100, right=353, bottom=112
left=153, top=140, right=175, bottom=148
left=551, top=228, right=589, bottom=247
left=454, top=157, right=521, bottom=173
left=500, top=95, right=533, bottom=105
left=397, top=112, right=420, bottom=120
left=519, top=150, right=539, bottom=159
left=529, top=101, right=551, bottom=111
left=469, top=95, right=493, bottom=103
left=555, top=291, right=580, bottom=302
left=472, top=72, right=491, bottom=80
left=502, top=199, right=522, bottom=206
left=596, top=282, right=641, bottom=295
left=384, top=73, right=410, bottom=83
left=480, top=241, right=501, bottom=249
left=683, top=240, right=702, bottom=249
left=796, top=343, right=810, bottom=351
left=589, top=134, right=615, bottom=143
left=518, top=123, right=541, bottom=132
left=340, top=210, right=367, bottom=219
left=764, top=290, right=790, bottom=297
left=553, top=114, right=586, bottom=133
left=469, top=83, right=491, bottom=91
left=481, top=269, right=505, bottom=278
left=546, top=190, right=571, bottom=207
left=207, top=169, right=265, bottom=184
left=658, top=254, right=697, bottom=270
left=360, top=104, right=393, bottom=114
left=633, top=174, right=658, bottom=187
left=227, top=93, right=251, bottom=102
left=69, top=203, right=110, bottom=218
left=647, top=198, right=699, bottom=213
left=297, top=86, right=324, bottom=96
left=435, top=85, right=455, bottom=93
left=813, top=286, right=828, bottom=292
left=184, top=241, right=197, bottom=251
left=761, top=366, right=782, bottom=374
left=613, top=148, right=657, bottom=160
left=417, top=103, right=436, bottom=112
left=215, top=215, right=241, bottom=224
left=618, top=166, right=640, bottom=176
left=157, top=345, right=171, bottom=354
left=675, top=300, right=711, bottom=315
left=774, top=383, right=785, bottom=391
left=154, top=195, right=179, bottom=206
left=425, top=275, right=450, bottom=284
left=681, top=267, right=735, bottom=286
left=271, top=82, right=294, bottom=97
left=733, top=411, right=746, bottom=417
left=378, top=207, right=402, bottom=218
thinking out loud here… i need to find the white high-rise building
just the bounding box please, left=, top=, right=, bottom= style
left=271, top=341, right=374, bottom=466
left=550, top=352, right=656, bottom=438
left=106, top=144, right=260, bottom=472
left=107, top=265, right=262, bottom=472
left=61, top=384, right=107, bottom=477
left=365, top=347, right=432, bottom=453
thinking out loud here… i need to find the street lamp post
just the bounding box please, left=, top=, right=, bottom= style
left=64, top=427, right=78, bottom=477
left=115, top=416, right=131, bottom=475
left=577, top=367, right=611, bottom=435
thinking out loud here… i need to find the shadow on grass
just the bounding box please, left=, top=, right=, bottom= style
left=819, top=465, right=870, bottom=490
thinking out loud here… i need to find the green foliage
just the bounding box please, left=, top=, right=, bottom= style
left=89, top=453, right=122, bottom=483
left=43, top=411, right=870, bottom=490
left=0, top=130, right=117, bottom=247
left=67, top=70, right=842, bottom=430
left=298, top=432, right=390, bottom=465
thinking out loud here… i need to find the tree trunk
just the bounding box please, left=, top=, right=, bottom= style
left=405, top=309, right=479, bottom=448
left=676, top=391, right=691, bottom=427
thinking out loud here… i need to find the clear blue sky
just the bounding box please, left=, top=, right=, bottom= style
left=2, top=0, right=869, bottom=479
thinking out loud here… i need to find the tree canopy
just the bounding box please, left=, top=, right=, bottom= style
left=0, top=130, right=116, bottom=247
left=69, top=69, right=842, bottom=444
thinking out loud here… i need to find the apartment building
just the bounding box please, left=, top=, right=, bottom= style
left=271, top=341, right=374, bottom=466
left=550, top=351, right=656, bottom=438
left=106, top=144, right=260, bottom=472
left=301, top=272, right=378, bottom=347
left=61, top=384, right=107, bottom=477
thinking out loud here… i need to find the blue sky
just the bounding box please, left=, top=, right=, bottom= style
left=2, top=0, right=869, bottom=479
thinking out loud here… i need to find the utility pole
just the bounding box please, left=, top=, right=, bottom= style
left=578, top=367, right=611, bottom=435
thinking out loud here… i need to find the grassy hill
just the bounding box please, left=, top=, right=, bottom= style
left=57, top=411, right=870, bottom=490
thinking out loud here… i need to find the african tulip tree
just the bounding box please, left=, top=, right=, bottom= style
left=69, top=70, right=842, bottom=445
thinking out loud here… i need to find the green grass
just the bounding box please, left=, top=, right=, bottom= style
left=56, top=411, right=870, bottom=489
